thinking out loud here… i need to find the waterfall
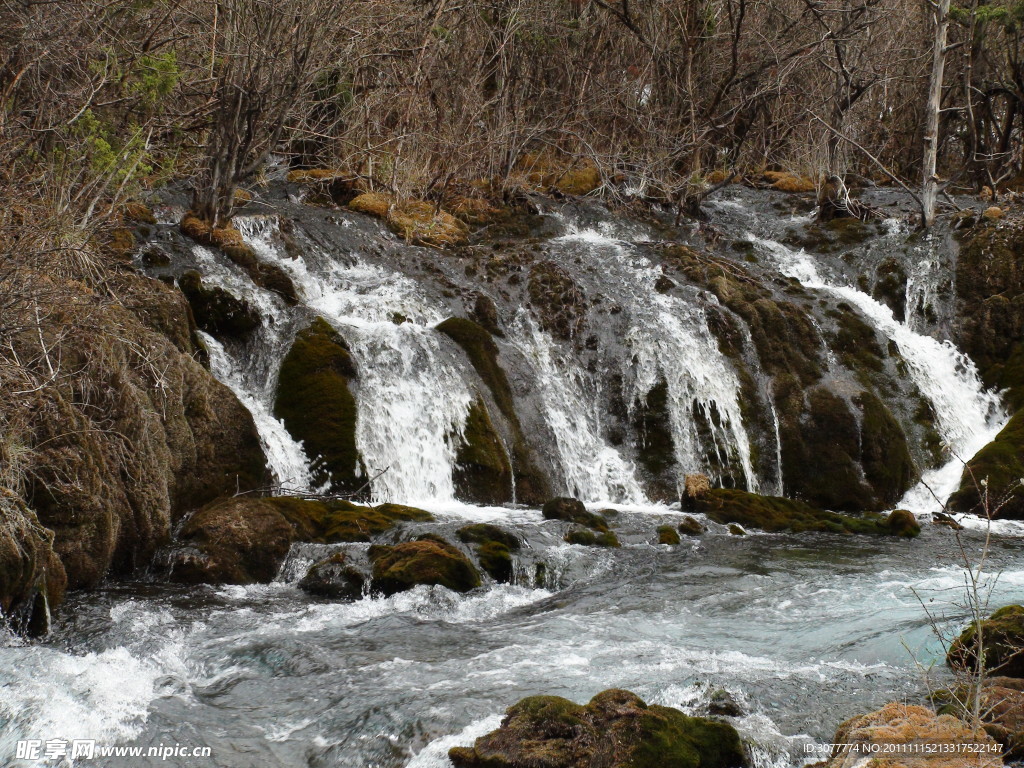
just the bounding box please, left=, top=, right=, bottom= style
left=749, top=234, right=1005, bottom=513
left=236, top=218, right=473, bottom=505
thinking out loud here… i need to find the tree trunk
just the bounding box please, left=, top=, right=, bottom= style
left=922, top=0, right=951, bottom=228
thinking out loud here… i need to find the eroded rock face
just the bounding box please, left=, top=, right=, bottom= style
left=826, top=702, right=1001, bottom=768
left=449, top=688, right=748, bottom=768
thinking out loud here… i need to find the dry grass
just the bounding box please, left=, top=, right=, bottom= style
left=348, top=193, right=467, bottom=248
left=763, top=171, right=817, bottom=193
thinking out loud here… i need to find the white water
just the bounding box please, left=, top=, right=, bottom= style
left=750, top=234, right=1005, bottom=514
left=236, top=218, right=474, bottom=504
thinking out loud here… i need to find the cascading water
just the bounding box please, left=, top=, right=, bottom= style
left=236, top=218, right=474, bottom=505
left=749, top=233, right=1005, bottom=513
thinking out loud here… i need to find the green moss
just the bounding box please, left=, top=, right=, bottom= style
left=829, top=303, right=885, bottom=374
left=369, top=536, right=481, bottom=595
left=678, top=516, right=705, bottom=536
left=542, top=497, right=609, bottom=531
left=274, top=319, right=364, bottom=495
left=265, top=497, right=433, bottom=542
left=454, top=400, right=514, bottom=504
left=564, top=526, right=620, bottom=547
left=457, top=523, right=520, bottom=583
left=948, top=604, right=1024, bottom=677
left=856, top=390, right=915, bottom=506
left=437, top=317, right=549, bottom=504
left=693, top=488, right=910, bottom=535
left=634, top=382, right=677, bottom=499
left=177, top=270, right=259, bottom=341
left=949, top=410, right=1024, bottom=519
left=657, top=525, right=681, bottom=545
left=872, top=258, right=908, bottom=322
left=457, top=523, right=521, bottom=550
left=631, top=704, right=746, bottom=768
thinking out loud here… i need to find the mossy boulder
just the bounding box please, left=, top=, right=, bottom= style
left=658, top=525, right=682, bottom=545
left=948, top=605, right=1024, bottom=678
left=274, top=318, right=364, bottom=495
left=542, top=497, right=610, bottom=531
left=437, top=317, right=550, bottom=504
left=163, top=497, right=433, bottom=584
left=949, top=410, right=1024, bottom=519
left=177, top=270, right=260, bottom=341
left=872, top=258, right=908, bottom=322
left=527, top=261, right=587, bottom=341
left=457, top=524, right=521, bottom=583
left=0, top=489, right=66, bottom=636
left=693, top=488, right=918, bottom=536
left=298, top=552, right=365, bottom=599
left=933, top=677, right=1024, bottom=760
left=565, top=527, right=621, bottom=547
left=454, top=401, right=514, bottom=505
left=448, top=688, right=747, bottom=768
left=678, top=516, right=705, bottom=536
left=369, top=536, right=481, bottom=595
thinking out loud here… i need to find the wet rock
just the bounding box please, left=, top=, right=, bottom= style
left=527, top=260, right=587, bottom=340
left=470, top=293, right=503, bottom=336
left=682, top=474, right=712, bottom=510
left=298, top=552, right=365, bottom=599
left=825, top=702, right=1000, bottom=768
left=369, top=536, right=481, bottom=595
left=633, top=382, right=677, bottom=500
left=887, top=509, right=921, bottom=538
left=0, top=489, right=66, bottom=636
left=678, top=516, right=706, bottom=536
left=453, top=400, right=514, bottom=505
left=727, top=524, right=747, bottom=536
left=542, top=497, right=609, bottom=531
left=564, top=526, right=620, bottom=547
left=693, top=488, right=919, bottom=536
left=707, top=689, right=744, bottom=718
left=274, top=318, right=364, bottom=495
left=437, top=317, right=550, bottom=504
left=657, top=525, right=681, bottom=545
left=948, top=605, right=1024, bottom=678
left=457, top=523, right=521, bottom=583
left=177, top=270, right=260, bottom=341
left=448, top=688, right=748, bottom=768
left=949, top=410, right=1024, bottom=519
left=934, top=677, right=1024, bottom=760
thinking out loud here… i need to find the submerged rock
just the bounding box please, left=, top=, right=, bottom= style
left=707, top=689, right=744, bottom=718
left=542, top=497, right=610, bottom=531
left=948, top=605, right=1024, bottom=678
left=369, top=536, right=481, bottom=595
left=825, top=702, right=1000, bottom=768
left=657, top=525, right=681, bottom=545
left=448, top=688, right=748, bottom=768
left=274, top=318, right=364, bottom=495
left=299, top=552, right=365, bottom=599
left=564, top=527, right=620, bottom=548
left=678, top=516, right=706, bottom=536
left=693, top=488, right=919, bottom=536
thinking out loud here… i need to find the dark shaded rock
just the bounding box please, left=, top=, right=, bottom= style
left=299, top=552, right=365, bottom=599
left=454, top=400, right=514, bottom=505
left=707, top=689, right=744, bottom=718
left=542, top=497, right=609, bottom=531
left=678, top=516, right=705, bottom=536
left=457, top=523, right=521, bottom=583
left=448, top=688, right=748, bottom=768
left=470, top=292, right=503, bottom=336
left=727, top=524, right=746, bottom=536
left=177, top=270, right=260, bottom=341
left=437, top=317, right=550, bottom=504
left=274, top=318, right=364, bottom=495
left=949, top=410, right=1024, bottom=519
left=369, top=537, right=481, bottom=595
left=872, top=258, right=908, bottom=322
left=634, top=382, right=677, bottom=500
left=527, top=260, right=587, bottom=340
left=657, top=525, right=681, bottom=545
left=948, top=605, right=1024, bottom=678
left=693, top=488, right=919, bottom=536
left=887, top=509, right=921, bottom=538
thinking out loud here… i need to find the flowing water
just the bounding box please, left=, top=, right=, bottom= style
left=3, top=191, right=1023, bottom=767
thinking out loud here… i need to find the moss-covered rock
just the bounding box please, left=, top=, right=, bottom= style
left=457, top=523, right=521, bottom=583
left=873, top=258, right=908, bottom=322
left=949, top=410, right=1024, bottom=519
left=527, top=261, right=587, bottom=341
left=163, top=496, right=433, bottom=584
left=657, top=525, right=682, bottom=545
left=177, top=270, right=260, bottom=341
left=634, top=382, right=677, bottom=500
left=298, top=552, right=365, bottom=599
left=274, top=318, right=364, bottom=495
left=0, top=489, right=66, bottom=636
left=693, top=488, right=917, bottom=536
left=678, top=516, right=705, bottom=536
left=448, top=688, right=747, bottom=768
left=348, top=193, right=468, bottom=248
left=542, top=497, right=609, bottom=531
left=564, top=527, right=621, bottom=547
left=454, top=400, right=514, bottom=505
left=948, top=605, right=1024, bottom=678
left=437, top=317, right=550, bottom=503
left=933, top=677, right=1024, bottom=760
left=369, top=536, right=481, bottom=595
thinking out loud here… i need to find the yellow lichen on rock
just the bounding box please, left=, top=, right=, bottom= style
left=517, top=152, right=602, bottom=195
left=348, top=192, right=392, bottom=219
left=826, top=702, right=1002, bottom=768
left=287, top=168, right=344, bottom=183
left=984, top=206, right=1004, bottom=220
left=763, top=171, right=817, bottom=193
left=348, top=193, right=467, bottom=248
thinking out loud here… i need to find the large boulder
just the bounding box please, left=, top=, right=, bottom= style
left=369, top=536, right=481, bottom=595
left=274, top=318, right=364, bottom=494
left=934, top=677, right=1024, bottom=760
left=454, top=401, right=514, bottom=505
left=949, top=411, right=1024, bottom=519
left=948, top=605, right=1024, bottom=678
left=449, top=688, right=748, bottom=768
left=298, top=552, right=365, bottom=599
left=542, top=497, right=610, bottom=531
left=824, top=702, right=1000, bottom=768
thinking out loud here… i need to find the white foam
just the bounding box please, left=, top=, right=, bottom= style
left=405, top=714, right=502, bottom=768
